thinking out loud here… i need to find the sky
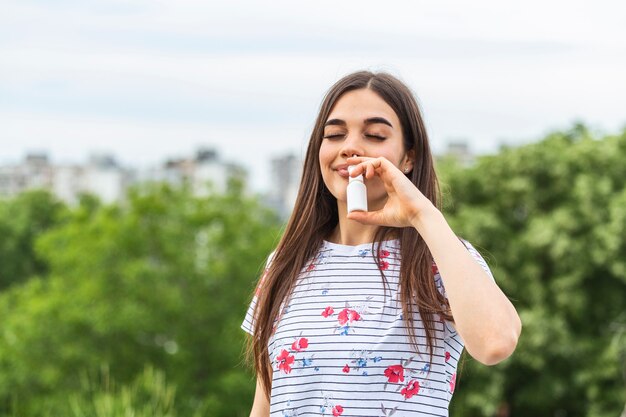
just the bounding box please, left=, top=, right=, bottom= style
left=2, top=0, right=625, bottom=192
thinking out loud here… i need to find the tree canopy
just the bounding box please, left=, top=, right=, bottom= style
left=439, top=124, right=626, bottom=417
left=0, top=180, right=281, bottom=416
left=0, top=124, right=624, bottom=416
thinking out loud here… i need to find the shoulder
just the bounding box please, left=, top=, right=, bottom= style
left=266, top=249, right=277, bottom=267
left=254, top=250, right=278, bottom=296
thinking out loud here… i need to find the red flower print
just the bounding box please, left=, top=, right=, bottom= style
left=307, top=263, right=315, bottom=271
left=342, top=364, right=350, bottom=373
left=450, top=372, right=456, bottom=393
left=276, top=349, right=295, bottom=374
left=384, top=364, right=404, bottom=383
left=431, top=263, right=439, bottom=275
left=332, top=405, right=344, bottom=416
left=338, top=310, right=349, bottom=325
left=379, top=249, right=390, bottom=258
left=349, top=309, right=360, bottom=321
left=379, top=260, right=389, bottom=270
left=338, top=308, right=361, bottom=325
left=291, top=337, right=309, bottom=352
left=445, top=351, right=451, bottom=362
left=401, top=379, right=420, bottom=399
left=322, top=306, right=334, bottom=318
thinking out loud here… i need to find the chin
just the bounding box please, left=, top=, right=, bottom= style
left=329, top=190, right=347, bottom=203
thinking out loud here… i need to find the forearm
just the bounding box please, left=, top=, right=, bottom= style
left=249, top=378, right=270, bottom=417
left=411, top=207, right=522, bottom=365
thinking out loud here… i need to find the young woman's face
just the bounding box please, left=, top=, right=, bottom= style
left=319, top=88, right=413, bottom=209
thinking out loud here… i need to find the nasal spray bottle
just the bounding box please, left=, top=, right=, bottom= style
left=347, top=160, right=368, bottom=213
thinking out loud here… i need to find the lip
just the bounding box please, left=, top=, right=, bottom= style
left=336, top=168, right=349, bottom=178
left=333, top=164, right=350, bottom=178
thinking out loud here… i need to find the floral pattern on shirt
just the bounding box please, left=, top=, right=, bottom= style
left=321, top=296, right=375, bottom=336
left=275, top=335, right=310, bottom=374
left=242, top=238, right=493, bottom=416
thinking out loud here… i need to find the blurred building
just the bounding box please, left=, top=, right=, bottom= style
left=0, top=148, right=246, bottom=205
left=265, top=153, right=303, bottom=219
left=138, top=148, right=246, bottom=196
left=435, top=139, right=475, bottom=167
left=0, top=152, right=130, bottom=205
left=0, top=153, right=54, bottom=196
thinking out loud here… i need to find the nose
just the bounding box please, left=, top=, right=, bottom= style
left=339, top=132, right=365, bottom=159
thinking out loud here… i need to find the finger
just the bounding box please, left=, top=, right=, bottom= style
left=346, top=156, right=371, bottom=164
left=347, top=156, right=375, bottom=171
left=349, top=163, right=366, bottom=177
left=348, top=160, right=373, bottom=178
left=346, top=210, right=386, bottom=226
left=347, top=156, right=395, bottom=179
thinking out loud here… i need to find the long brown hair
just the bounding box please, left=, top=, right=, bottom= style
left=245, top=71, right=452, bottom=399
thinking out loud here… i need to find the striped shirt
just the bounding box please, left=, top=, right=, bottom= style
left=241, top=238, right=494, bottom=417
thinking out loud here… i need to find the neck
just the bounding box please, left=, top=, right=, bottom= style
left=327, top=198, right=388, bottom=246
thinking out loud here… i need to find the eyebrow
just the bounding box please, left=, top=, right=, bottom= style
left=324, top=117, right=393, bottom=128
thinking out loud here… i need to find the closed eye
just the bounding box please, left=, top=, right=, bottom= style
left=323, top=134, right=387, bottom=140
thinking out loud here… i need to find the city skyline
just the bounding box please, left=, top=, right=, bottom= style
left=0, top=140, right=476, bottom=221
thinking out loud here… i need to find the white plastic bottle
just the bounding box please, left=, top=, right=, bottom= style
left=347, top=165, right=368, bottom=213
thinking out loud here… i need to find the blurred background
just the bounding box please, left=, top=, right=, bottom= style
left=0, top=1, right=625, bottom=416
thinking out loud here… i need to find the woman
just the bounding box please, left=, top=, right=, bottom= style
left=242, top=71, right=521, bottom=417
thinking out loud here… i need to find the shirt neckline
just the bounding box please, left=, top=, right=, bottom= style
left=322, top=239, right=399, bottom=252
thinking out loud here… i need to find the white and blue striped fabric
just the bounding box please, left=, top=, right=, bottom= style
left=242, top=238, right=494, bottom=417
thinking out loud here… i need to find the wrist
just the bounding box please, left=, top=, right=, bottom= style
left=409, top=204, right=444, bottom=231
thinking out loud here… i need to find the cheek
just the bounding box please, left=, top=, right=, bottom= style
left=318, top=144, right=335, bottom=170
left=378, top=148, right=405, bottom=169
left=318, top=148, right=332, bottom=182
left=366, top=177, right=386, bottom=196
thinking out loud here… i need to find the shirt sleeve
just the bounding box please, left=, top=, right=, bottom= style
left=240, top=297, right=258, bottom=336
left=458, top=238, right=495, bottom=281
left=240, top=250, right=276, bottom=336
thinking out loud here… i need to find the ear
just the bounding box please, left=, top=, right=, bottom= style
left=403, top=150, right=416, bottom=173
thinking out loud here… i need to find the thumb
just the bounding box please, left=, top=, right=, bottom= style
left=346, top=210, right=386, bottom=225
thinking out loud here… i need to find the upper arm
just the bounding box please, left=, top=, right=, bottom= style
left=440, top=238, right=496, bottom=335
left=249, top=377, right=270, bottom=417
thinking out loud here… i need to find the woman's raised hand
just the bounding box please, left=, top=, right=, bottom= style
left=345, top=155, right=438, bottom=228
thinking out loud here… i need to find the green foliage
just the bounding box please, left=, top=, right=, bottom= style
left=0, top=190, right=66, bottom=289
left=439, top=124, right=626, bottom=417
left=68, top=365, right=177, bottom=417
left=1, top=123, right=624, bottom=416
left=0, top=181, right=281, bottom=416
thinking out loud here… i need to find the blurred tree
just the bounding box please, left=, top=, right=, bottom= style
left=68, top=365, right=178, bottom=417
left=1, top=123, right=624, bottom=417
left=0, top=180, right=281, bottom=416
left=439, top=124, right=626, bottom=417
left=0, top=190, right=66, bottom=289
